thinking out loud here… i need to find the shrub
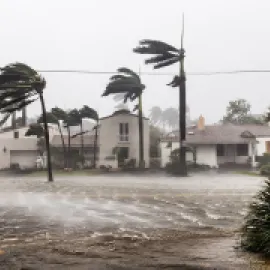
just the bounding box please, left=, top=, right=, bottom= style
left=150, top=158, right=161, bottom=169
left=165, top=161, right=210, bottom=174
left=241, top=178, right=270, bottom=256
left=260, top=164, right=270, bottom=176
left=258, top=153, right=270, bottom=168
left=10, top=163, right=20, bottom=172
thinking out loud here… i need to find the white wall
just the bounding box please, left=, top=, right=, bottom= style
left=0, top=137, right=38, bottom=169
left=196, top=145, right=218, bottom=167
left=160, top=142, right=217, bottom=168
left=256, top=137, right=270, bottom=156
left=99, top=114, right=150, bottom=168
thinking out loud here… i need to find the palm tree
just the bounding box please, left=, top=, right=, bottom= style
left=0, top=63, right=53, bottom=181
left=51, top=107, right=68, bottom=167
left=63, top=109, right=80, bottom=169
left=102, top=67, right=146, bottom=168
left=37, top=109, right=67, bottom=168
left=79, top=106, right=99, bottom=168
left=133, top=17, right=187, bottom=176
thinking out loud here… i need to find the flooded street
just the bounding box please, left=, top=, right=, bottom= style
left=0, top=173, right=265, bottom=269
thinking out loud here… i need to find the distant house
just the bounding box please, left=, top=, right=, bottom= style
left=98, top=109, right=150, bottom=168
left=50, top=134, right=98, bottom=167
left=160, top=116, right=270, bottom=168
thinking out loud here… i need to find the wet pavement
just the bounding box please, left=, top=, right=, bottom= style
left=0, top=172, right=266, bottom=269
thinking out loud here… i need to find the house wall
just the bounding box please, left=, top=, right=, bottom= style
left=98, top=115, right=150, bottom=168
left=256, top=137, right=270, bottom=156
left=196, top=145, right=218, bottom=167
left=0, top=138, right=38, bottom=169
left=217, top=143, right=253, bottom=165
left=160, top=142, right=217, bottom=168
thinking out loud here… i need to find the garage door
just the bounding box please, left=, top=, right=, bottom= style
left=10, top=150, right=38, bottom=169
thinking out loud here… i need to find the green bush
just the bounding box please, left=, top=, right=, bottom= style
left=260, top=164, right=270, bottom=176
left=259, top=153, right=270, bottom=168
left=165, top=161, right=210, bottom=174
left=241, top=179, right=270, bottom=256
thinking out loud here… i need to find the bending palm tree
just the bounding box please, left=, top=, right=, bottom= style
left=102, top=68, right=145, bottom=168
left=79, top=106, right=99, bottom=168
left=38, top=109, right=67, bottom=168
left=0, top=63, right=53, bottom=181
left=133, top=18, right=187, bottom=176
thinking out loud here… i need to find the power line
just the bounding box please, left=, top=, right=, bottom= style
left=37, top=69, right=270, bottom=76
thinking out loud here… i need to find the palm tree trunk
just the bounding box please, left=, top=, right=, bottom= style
left=56, top=121, right=66, bottom=168
left=12, top=112, right=16, bottom=128
left=178, top=48, right=187, bottom=176
left=138, top=94, right=145, bottom=169
left=67, top=125, right=71, bottom=168
left=39, top=94, right=53, bottom=182
left=80, top=121, right=85, bottom=168
left=93, top=121, right=98, bottom=169
left=22, top=107, right=27, bottom=126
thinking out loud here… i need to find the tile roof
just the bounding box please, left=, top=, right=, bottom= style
left=161, top=124, right=270, bottom=144
left=100, top=109, right=149, bottom=120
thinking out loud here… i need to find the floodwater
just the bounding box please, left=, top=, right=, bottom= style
left=0, top=172, right=266, bottom=269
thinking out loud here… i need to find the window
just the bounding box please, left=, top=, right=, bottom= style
left=119, top=123, right=129, bottom=141
left=14, top=131, right=19, bottom=139
left=236, top=144, right=248, bottom=156
left=216, top=144, right=225, bottom=156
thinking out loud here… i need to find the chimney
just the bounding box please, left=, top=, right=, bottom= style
left=197, top=115, right=205, bottom=131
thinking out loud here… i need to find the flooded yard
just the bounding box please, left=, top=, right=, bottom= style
left=0, top=172, right=266, bottom=269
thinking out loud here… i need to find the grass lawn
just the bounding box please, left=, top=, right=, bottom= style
left=234, top=170, right=261, bottom=177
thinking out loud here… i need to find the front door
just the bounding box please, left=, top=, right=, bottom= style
left=225, top=144, right=236, bottom=163
left=117, top=147, right=129, bottom=167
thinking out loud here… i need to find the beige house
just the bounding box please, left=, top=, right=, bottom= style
left=160, top=116, right=270, bottom=168
left=98, top=109, right=150, bottom=168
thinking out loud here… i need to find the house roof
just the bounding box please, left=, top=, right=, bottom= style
left=161, top=124, right=270, bottom=145
left=100, top=109, right=149, bottom=121
left=51, top=135, right=97, bottom=147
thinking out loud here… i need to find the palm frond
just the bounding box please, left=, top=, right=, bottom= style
left=167, top=76, right=181, bottom=87
left=117, top=67, right=140, bottom=82
left=0, top=114, right=11, bottom=127
left=133, top=104, right=139, bottom=112
left=145, top=53, right=178, bottom=64
left=2, top=98, right=37, bottom=113
left=134, top=39, right=179, bottom=55
left=153, top=58, right=180, bottom=69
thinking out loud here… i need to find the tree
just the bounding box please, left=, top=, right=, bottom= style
left=51, top=107, right=68, bottom=167
left=102, top=67, right=146, bottom=168
left=149, top=106, right=163, bottom=126
left=0, top=63, right=53, bottom=182
left=163, top=107, right=179, bottom=131
left=133, top=18, right=187, bottom=176
left=25, top=123, right=44, bottom=138
left=63, top=109, right=80, bottom=169
left=222, top=99, right=264, bottom=125
left=37, top=109, right=67, bottom=168
left=241, top=179, right=270, bottom=256
left=25, top=123, right=45, bottom=156
left=79, top=106, right=99, bottom=168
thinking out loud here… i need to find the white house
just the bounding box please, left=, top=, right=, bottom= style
left=160, top=116, right=270, bottom=168
left=98, top=109, right=150, bottom=168
left=0, top=127, right=39, bottom=169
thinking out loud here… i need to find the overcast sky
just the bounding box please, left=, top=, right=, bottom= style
left=1, top=0, right=270, bottom=123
